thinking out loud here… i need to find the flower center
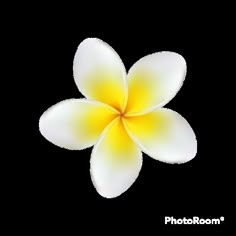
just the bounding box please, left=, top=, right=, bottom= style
left=115, top=107, right=127, bottom=118
left=119, top=112, right=125, bottom=118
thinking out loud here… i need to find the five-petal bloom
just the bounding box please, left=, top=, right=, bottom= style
left=39, top=38, right=197, bottom=198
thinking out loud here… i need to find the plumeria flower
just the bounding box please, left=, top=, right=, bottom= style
left=39, top=38, right=197, bottom=198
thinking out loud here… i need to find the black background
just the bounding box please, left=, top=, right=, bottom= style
left=20, top=3, right=234, bottom=233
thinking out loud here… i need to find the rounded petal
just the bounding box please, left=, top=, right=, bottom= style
left=73, top=38, right=127, bottom=111
left=39, top=99, right=117, bottom=150
left=124, top=108, right=197, bottom=163
left=125, top=52, right=186, bottom=114
left=90, top=118, right=142, bottom=198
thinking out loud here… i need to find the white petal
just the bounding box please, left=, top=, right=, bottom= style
left=126, top=52, right=186, bottom=114
left=39, top=99, right=117, bottom=150
left=73, top=38, right=127, bottom=111
left=124, top=108, right=197, bottom=163
left=90, top=118, right=142, bottom=198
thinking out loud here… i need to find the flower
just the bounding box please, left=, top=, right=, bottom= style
left=39, top=38, right=197, bottom=198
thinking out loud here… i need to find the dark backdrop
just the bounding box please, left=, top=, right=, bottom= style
left=23, top=5, right=233, bottom=233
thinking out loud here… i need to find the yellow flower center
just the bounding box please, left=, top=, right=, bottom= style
left=119, top=111, right=125, bottom=118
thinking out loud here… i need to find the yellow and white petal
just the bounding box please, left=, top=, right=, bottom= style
left=39, top=99, right=117, bottom=150
left=124, top=108, right=197, bottom=163
left=73, top=38, right=127, bottom=111
left=90, top=118, right=142, bottom=198
left=125, top=52, right=186, bottom=115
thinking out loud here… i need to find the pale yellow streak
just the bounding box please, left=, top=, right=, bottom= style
left=71, top=103, right=118, bottom=144
left=83, top=68, right=126, bottom=111
left=125, top=69, right=162, bottom=114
